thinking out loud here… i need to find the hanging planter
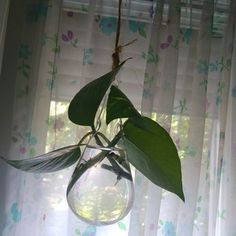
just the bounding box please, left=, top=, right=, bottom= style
left=67, top=138, right=134, bottom=225
left=0, top=60, right=184, bottom=223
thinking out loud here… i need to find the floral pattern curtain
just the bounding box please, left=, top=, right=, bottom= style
left=1, top=0, right=236, bottom=235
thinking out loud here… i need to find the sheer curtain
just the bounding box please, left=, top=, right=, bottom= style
left=1, top=0, right=236, bottom=235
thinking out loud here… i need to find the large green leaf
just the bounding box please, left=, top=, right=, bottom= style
left=0, top=145, right=81, bottom=173
left=68, top=60, right=128, bottom=126
left=123, top=117, right=185, bottom=201
left=106, top=85, right=141, bottom=124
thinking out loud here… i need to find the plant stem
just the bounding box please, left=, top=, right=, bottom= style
left=77, top=131, right=94, bottom=146
left=91, top=125, right=104, bottom=146
left=97, top=132, right=111, bottom=145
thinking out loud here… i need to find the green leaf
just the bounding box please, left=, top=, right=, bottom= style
left=118, top=221, right=127, bottom=230
left=68, top=60, right=128, bottom=126
left=24, top=64, right=31, bottom=69
left=23, top=70, right=29, bottom=78
left=0, top=145, right=81, bottom=173
left=139, top=28, right=146, bottom=38
left=123, top=117, right=185, bottom=201
left=74, top=38, right=79, bottom=44
left=106, top=85, right=141, bottom=124
left=75, top=228, right=81, bottom=235
left=95, top=15, right=101, bottom=23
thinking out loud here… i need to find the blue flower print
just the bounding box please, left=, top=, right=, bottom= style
left=117, top=221, right=127, bottom=230
left=99, top=17, right=117, bottom=36
left=46, top=78, right=54, bottom=91
left=32, top=3, right=48, bottom=16
left=181, top=28, right=193, bottom=44
left=18, top=44, right=31, bottom=60
left=143, top=88, right=151, bottom=99
left=25, top=132, right=37, bottom=145
left=27, top=3, right=48, bottom=22
left=209, top=62, right=219, bottom=72
left=232, top=86, right=236, bottom=98
left=10, top=203, right=21, bottom=223
left=162, top=221, right=176, bottom=236
left=83, top=48, right=93, bottom=65
left=129, top=19, right=146, bottom=37
left=129, top=20, right=143, bottom=32
left=197, top=59, right=209, bottom=75
left=82, top=225, right=96, bottom=236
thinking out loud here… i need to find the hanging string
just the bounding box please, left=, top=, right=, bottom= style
left=115, top=0, right=122, bottom=51
left=112, top=0, right=137, bottom=70
left=112, top=0, right=122, bottom=69
left=111, top=0, right=136, bottom=138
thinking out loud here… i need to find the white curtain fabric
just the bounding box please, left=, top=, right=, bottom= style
left=1, top=0, right=236, bottom=235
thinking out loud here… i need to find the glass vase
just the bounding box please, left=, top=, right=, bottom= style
left=67, top=144, right=134, bottom=226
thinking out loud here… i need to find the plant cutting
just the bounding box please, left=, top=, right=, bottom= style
left=0, top=0, right=184, bottom=226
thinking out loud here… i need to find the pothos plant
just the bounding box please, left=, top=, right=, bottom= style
left=0, top=58, right=184, bottom=201
left=0, top=2, right=184, bottom=217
